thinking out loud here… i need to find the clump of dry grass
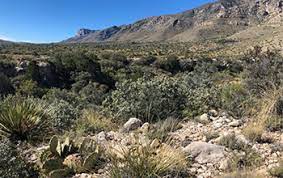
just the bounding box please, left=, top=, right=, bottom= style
left=148, top=117, right=182, bottom=142
left=257, top=89, right=281, bottom=124
left=243, top=88, right=283, bottom=141
left=107, top=137, right=188, bottom=178
left=219, top=170, right=266, bottom=178
left=76, top=110, right=118, bottom=134
left=242, top=123, right=264, bottom=142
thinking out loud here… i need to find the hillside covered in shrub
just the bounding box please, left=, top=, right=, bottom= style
left=0, top=43, right=282, bottom=178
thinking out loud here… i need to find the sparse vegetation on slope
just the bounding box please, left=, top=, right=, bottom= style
left=0, top=34, right=282, bottom=178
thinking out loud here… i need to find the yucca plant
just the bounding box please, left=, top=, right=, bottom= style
left=0, top=95, right=49, bottom=141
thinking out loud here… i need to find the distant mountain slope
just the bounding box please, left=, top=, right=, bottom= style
left=64, top=0, right=283, bottom=43
left=0, top=39, right=13, bottom=45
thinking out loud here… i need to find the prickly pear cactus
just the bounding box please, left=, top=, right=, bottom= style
left=61, top=137, right=76, bottom=157
left=49, top=136, right=59, bottom=156
left=42, top=158, right=64, bottom=173
left=49, top=168, right=72, bottom=178
left=48, top=136, right=77, bottom=158
left=80, top=137, right=98, bottom=156
left=82, top=152, right=97, bottom=171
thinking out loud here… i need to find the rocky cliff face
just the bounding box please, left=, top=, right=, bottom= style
left=76, top=29, right=96, bottom=37
left=64, top=0, right=283, bottom=43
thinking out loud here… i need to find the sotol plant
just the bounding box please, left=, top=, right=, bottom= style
left=0, top=95, right=49, bottom=141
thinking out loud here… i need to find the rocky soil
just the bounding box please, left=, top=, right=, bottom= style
left=21, top=110, right=283, bottom=178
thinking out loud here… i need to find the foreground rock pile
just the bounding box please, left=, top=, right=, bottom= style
left=22, top=111, right=283, bottom=178
left=171, top=110, right=282, bottom=178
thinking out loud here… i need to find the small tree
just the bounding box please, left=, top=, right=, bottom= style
left=25, top=61, right=41, bottom=83
left=0, top=74, right=14, bottom=96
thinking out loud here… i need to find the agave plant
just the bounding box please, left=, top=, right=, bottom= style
left=0, top=95, right=49, bottom=141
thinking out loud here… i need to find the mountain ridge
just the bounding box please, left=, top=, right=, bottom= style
left=64, top=0, right=283, bottom=43
left=0, top=39, right=13, bottom=45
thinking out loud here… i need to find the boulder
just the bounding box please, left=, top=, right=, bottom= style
left=139, top=122, right=150, bottom=134
left=96, top=131, right=107, bottom=143
left=122, top=118, right=142, bottom=132
left=208, top=109, right=218, bottom=117
left=72, top=173, right=94, bottom=178
left=183, top=142, right=226, bottom=164
left=213, top=122, right=223, bottom=129
left=229, top=120, right=242, bottom=127
left=219, top=159, right=229, bottom=171
left=235, top=134, right=250, bottom=145
left=199, top=114, right=210, bottom=123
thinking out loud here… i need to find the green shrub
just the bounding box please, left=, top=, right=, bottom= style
left=0, top=139, right=37, bottom=178
left=0, top=73, right=14, bottom=96
left=52, top=51, right=115, bottom=88
left=48, top=99, right=79, bottom=131
left=0, top=96, right=49, bottom=141
left=204, top=131, right=220, bottom=142
left=79, top=82, right=109, bottom=107
left=221, top=83, right=250, bottom=118
left=0, top=59, right=16, bottom=77
left=154, top=55, right=180, bottom=74
left=17, top=80, right=46, bottom=97
left=71, top=72, right=93, bottom=93
left=266, top=116, right=283, bottom=131
left=229, top=148, right=262, bottom=171
left=43, top=88, right=79, bottom=107
left=275, top=95, right=283, bottom=116
left=179, top=71, right=221, bottom=117
left=269, top=160, right=283, bottom=177
left=25, top=61, right=41, bottom=83
left=184, top=85, right=220, bottom=117
left=244, top=54, right=283, bottom=95
left=132, top=56, right=156, bottom=66
left=178, top=59, right=195, bottom=72
left=103, top=76, right=187, bottom=122
left=126, top=65, right=157, bottom=81
left=219, top=134, right=247, bottom=151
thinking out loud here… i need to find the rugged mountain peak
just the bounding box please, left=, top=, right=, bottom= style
left=76, top=28, right=96, bottom=37
left=65, top=0, right=283, bottom=43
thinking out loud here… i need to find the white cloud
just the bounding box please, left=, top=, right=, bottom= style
left=0, top=34, right=15, bottom=41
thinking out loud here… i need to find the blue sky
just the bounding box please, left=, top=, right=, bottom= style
left=0, top=0, right=215, bottom=43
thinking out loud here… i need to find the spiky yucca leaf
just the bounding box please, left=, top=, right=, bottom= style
left=0, top=96, right=49, bottom=140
